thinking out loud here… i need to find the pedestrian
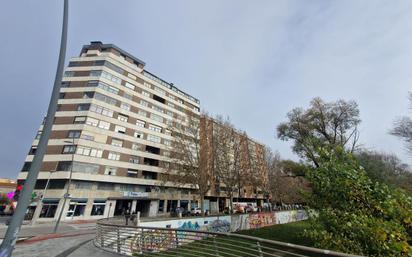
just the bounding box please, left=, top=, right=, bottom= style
left=124, top=209, right=130, bottom=225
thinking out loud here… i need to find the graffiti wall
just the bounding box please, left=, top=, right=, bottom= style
left=275, top=210, right=307, bottom=224
left=141, top=215, right=232, bottom=233
left=140, top=210, right=307, bottom=233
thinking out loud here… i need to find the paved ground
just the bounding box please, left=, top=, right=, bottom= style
left=0, top=221, right=107, bottom=257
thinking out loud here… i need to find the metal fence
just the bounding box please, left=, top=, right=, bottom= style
left=95, top=219, right=363, bottom=257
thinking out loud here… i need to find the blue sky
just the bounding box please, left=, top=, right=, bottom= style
left=0, top=0, right=411, bottom=179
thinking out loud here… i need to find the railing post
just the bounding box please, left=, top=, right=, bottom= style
left=213, top=236, right=220, bottom=257
left=117, top=227, right=121, bottom=253
left=174, top=231, right=179, bottom=257
left=256, top=241, right=263, bottom=257
left=100, top=225, right=104, bottom=247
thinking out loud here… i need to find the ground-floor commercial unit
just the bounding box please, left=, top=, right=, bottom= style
left=19, top=178, right=265, bottom=223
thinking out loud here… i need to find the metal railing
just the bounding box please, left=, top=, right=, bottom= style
left=95, top=219, right=363, bottom=257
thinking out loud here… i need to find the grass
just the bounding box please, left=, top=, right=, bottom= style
left=237, top=220, right=314, bottom=247
left=133, top=221, right=315, bottom=257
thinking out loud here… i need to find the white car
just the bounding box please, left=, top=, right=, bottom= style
left=190, top=207, right=202, bottom=216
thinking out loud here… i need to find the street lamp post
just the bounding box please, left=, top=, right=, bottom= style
left=53, top=137, right=75, bottom=233
left=0, top=1, right=68, bottom=256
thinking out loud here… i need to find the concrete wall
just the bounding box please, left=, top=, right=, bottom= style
left=140, top=210, right=307, bottom=233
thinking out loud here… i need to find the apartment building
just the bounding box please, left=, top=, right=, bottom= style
left=18, top=42, right=201, bottom=221
left=17, top=42, right=268, bottom=222
left=199, top=117, right=268, bottom=212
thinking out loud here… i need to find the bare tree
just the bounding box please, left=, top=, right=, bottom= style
left=391, top=93, right=412, bottom=155
left=277, top=97, right=361, bottom=167
left=165, top=112, right=212, bottom=215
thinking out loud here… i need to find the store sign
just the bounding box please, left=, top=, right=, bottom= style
left=123, top=191, right=149, bottom=198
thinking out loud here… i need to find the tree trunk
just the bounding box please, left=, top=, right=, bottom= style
left=229, top=193, right=234, bottom=214
left=200, top=195, right=205, bottom=216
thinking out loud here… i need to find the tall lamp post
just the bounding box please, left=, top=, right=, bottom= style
left=53, top=137, right=75, bottom=233
left=0, top=1, right=68, bottom=256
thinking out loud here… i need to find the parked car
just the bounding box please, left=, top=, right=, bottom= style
left=190, top=207, right=202, bottom=216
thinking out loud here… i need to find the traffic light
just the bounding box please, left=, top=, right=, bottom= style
left=13, top=185, right=23, bottom=201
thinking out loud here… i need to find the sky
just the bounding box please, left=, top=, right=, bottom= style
left=0, top=0, right=411, bottom=179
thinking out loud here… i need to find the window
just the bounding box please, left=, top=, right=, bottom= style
left=151, top=113, right=163, bottom=123
left=123, top=92, right=133, bottom=100
left=152, top=105, right=164, bottom=113
left=166, top=111, right=173, bottom=117
left=73, top=116, right=86, bottom=124
left=138, top=110, right=147, bottom=117
left=97, top=183, right=114, bottom=191
left=120, top=102, right=131, bottom=111
left=143, top=82, right=152, bottom=89
left=95, top=92, right=117, bottom=105
left=62, top=145, right=76, bottom=154
left=82, top=92, right=94, bottom=99
left=57, top=161, right=72, bottom=171
left=167, top=102, right=174, bottom=108
left=98, top=120, right=110, bottom=130
left=164, top=140, right=171, bottom=146
left=104, top=166, right=117, bottom=175
left=132, top=143, right=141, bottom=151
left=77, top=104, right=90, bottom=111
left=91, top=200, right=106, bottom=216
left=169, top=94, right=175, bottom=100
left=72, top=162, right=99, bottom=174
left=127, top=73, right=137, bottom=80
left=119, top=184, right=134, bottom=192
left=74, top=181, right=93, bottom=189
left=22, top=162, right=31, bottom=172
left=140, top=100, right=149, bottom=107
left=35, top=131, right=42, bottom=139
left=76, top=146, right=103, bottom=158
left=90, top=104, right=113, bottom=117
left=115, top=125, right=126, bottom=134
left=148, top=124, right=162, bottom=133
left=158, top=200, right=164, bottom=212
left=154, top=86, right=165, bottom=95
left=108, top=152, right=120, bottom=161
left=61, top=81, right=70, bottom=87
left=143, top=171, right=157, bottom=180
left=147, top=134, right=161, bottom=143
left=101, top=70, right=121, bottom=84
left=81, top=134, right=94, bottom=141
left=117, top=114, right=128, bottom=122
left=93, top=81, right=119, bottom=94
left=28, top=147, right=37, bottom=155
left=64, top=71, right=75, bottom=77
left=85, top=117, right=98, bottom=127
left=124, top=82, right=135, bottom=90
left=39, top=200, right=59, bottom=218
left=68, top=130, right=81, bottom=138
left=89, top=70, right=102, bottom=77
left=134, top=131, right=144, bottom=139
left=66, top=199, right=87, bottom=217
left=177, top=98, right=184, bottom=104
left=165, top=129, right=172, bottom=136
left=163, top=151, right=170, bottom=157
left=111, top=139, right=123, bottom=147
left=141, top=91, right=150, bottom=97
left=136, top=120, right=145, bottom=128
left=129, top=156, right=140, bottom=164
left=127, top=169, right=138, bottom=178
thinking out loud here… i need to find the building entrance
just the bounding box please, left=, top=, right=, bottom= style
left=114, top=199, right=133, bottom=216
left=135, top=200, right=150, bottom=217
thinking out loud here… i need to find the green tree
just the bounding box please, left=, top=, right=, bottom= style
left=305, top=147, right=412, bottom=256
left=277, top=97, right=360, bottom=167
left=356, top=150, right=412, bottom=194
